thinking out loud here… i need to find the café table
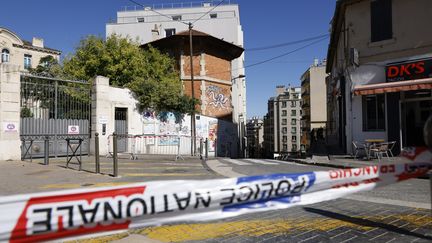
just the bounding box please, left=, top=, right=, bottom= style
left=364, top=139, right=385, bottom=160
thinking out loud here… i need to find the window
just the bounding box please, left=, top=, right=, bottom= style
left=291, top=119, right=296, bottom=125
left=291, top=101, right=296, bottom=107
left=292, top=144, right=297, bottom=151
left=282, top=119, right=287, bottom=125
left=1, top=49, right=10, bottom=62
left=282, top=136, right=287, bottom=142
left=291, top=110, right=296, bottom=116
left=24, top=54, right=32, bottom=69
left=282, top=101, right=287, bottom=108
left=292, top=136, right=297, bottom=142
left=283, top=144, right=288, bottom=151
left=282, top=110, right=287, bottom=116
left=291, top=127, right=297, bottom=134
left=362, top=94, right=385, bottom=130
left=371, top=0, right=392, bottom=42
left=137, top=17, right=145, bottom=23
left=165, top=28, right=176, bottom=37
left=282, top=127, right=287, bottom=134
left=172, top=15, right=182, bottom=21
left=210, top=13, right=217, bottom=19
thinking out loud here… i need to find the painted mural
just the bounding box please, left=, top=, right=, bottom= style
left=205, top=83, right=232, bottom=118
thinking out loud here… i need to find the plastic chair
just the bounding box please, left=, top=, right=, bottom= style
left=369, top=142, right=391, bottom=162
left=352, top=141, right=367, bottom=159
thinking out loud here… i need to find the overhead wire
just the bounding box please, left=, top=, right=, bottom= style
left=246, top=34, right=329, bottom=51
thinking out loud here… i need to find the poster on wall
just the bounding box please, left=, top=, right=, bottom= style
left=158, top=136, right=180, bottom=146
left=208, top=120, right=218, bottom=152
left=143, top=123, right=155, bottom=134
left=3, top=122, right=18, bottom=132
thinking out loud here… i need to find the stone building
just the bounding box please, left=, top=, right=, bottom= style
left=0, top=27, right=61, bottom=70
left=326, top=0, right=432, bottom=154
left=300, top=58, right=327, bottom=151
left=246, top=117, right=264, bottom=158
left=263, top=86, right=302, bottom=158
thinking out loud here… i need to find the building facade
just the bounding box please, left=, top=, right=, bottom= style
left=106, top=1, right=246, bottom=126
left=246, top=117, right=264, bottom=158
left=0, top=27, right=61, bottom=71
left=300, top=58, right=327, bottom=151
left=326, top=0, right=432, bottom=154
left=263, top=86, right=302, bottom=158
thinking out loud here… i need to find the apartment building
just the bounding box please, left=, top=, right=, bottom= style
left=246, top=116, right=264, bottom=158
left=300, top=58, right=327, bottom=151
left=326, top=0, right=432, bottom=154
left=106, top=1, right=246, bottom=126
left=0, top=27, right=60, bottom=71
left=263, top=86, right=302, bottom=158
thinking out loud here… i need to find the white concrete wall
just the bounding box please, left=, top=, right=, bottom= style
left=91, top=76, right=238, bottom=157
left=0, top=64, right=21, bottom=160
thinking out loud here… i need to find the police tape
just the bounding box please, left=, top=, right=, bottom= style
left=0, top=147, right=431, bottom=242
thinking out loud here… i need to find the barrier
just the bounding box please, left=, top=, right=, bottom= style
left=107, top=134, right=205, bottom=159
left=0, top=147, right=430, bottom=242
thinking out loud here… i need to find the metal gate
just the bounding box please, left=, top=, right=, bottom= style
left=115, top=107, right=128, bottom=152
left=20, top=73, right=91, bottom=159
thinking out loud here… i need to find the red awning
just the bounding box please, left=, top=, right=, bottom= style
left=353, top=78, right=432, bottom=96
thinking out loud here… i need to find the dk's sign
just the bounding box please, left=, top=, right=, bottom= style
left=386, top=58, right=432, bottom=82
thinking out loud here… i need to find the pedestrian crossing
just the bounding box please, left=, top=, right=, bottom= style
left=219, top=158, right=306, bottom=166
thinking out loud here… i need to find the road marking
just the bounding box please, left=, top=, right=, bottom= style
left=267, top=159, right=307, bottom=166
left=221, top=159, right=251, bottom=165
left=244, top=159, right=279, bottom=165
left=41, top=182, right=132, bottom=189
left=124, top=173, right=208, bottom=177
left=207, top=160, right=246, bottom=177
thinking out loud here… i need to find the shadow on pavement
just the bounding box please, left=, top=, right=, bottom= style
left=303, top=207, right=432, bottom=240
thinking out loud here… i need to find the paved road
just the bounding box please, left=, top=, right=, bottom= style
left=91, top=157, right=432, bottom=243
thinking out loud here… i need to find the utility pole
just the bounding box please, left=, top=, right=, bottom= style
left=189, top=22, right=196, bottom=156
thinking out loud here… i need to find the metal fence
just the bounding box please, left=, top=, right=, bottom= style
left=106, top=134, right=206, bottom=160
left=20, top=73, right=91, bottom=159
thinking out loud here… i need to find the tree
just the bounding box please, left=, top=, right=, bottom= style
left=63, top=35, right=197, bottom=121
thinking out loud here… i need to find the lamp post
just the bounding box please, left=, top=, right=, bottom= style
left=231, top=74, right=246, bottom=158
left=189, top=22, right=196, bottom=156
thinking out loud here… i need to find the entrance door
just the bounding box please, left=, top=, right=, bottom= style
left=401, top=99, right=432, bottom=147
left=115, top=108, right=128, bottom=152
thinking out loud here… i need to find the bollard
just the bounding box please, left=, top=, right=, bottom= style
left=214, top=138, right=217, bottom=157
left=95, top=132, right=100, bottom=174
left=113, top=132, right=118, bottom=177
left=205, top=138, right=209, bottom=160
left=44, top=136, right=49, bottom=165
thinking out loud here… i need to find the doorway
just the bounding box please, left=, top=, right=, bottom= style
left=400, top=97, right=432, bottom=148
left=115, top=107, right=128, bottom=152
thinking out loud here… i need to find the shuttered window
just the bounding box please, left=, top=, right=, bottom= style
left=371, top=0, right=392, bottom=42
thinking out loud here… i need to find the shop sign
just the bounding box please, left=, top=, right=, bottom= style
left=386, top=58, right=432, bottom=82
left=68, top=125, right=80, bottom=134
left=3, top=122, right=17, bottom=132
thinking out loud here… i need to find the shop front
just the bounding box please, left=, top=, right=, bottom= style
left=352, top=57, right=432, bottom=153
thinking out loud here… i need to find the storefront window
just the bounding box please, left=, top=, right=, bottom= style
left=362, top=94, right=385, bottom=131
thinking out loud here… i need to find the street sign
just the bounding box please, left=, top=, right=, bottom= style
left=68, top=125, right=80, bottom=134
left=3, top=122, right=17, bottom=132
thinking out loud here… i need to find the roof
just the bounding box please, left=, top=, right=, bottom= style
left=1, top=26, right=61, bottom=55
left=141, top=29, right=244, bottom=60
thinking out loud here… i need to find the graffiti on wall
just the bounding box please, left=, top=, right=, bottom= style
left=206, top=85, right=230, bottom=110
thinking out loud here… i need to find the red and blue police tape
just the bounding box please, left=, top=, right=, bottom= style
left=0, top=147, right=431, bottom=242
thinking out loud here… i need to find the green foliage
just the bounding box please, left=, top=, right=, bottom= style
left=29, top=55, right=63, bottom=78
left=63, top=34, right=197, bottom=120
left=20, top=107, right=33, bottom=118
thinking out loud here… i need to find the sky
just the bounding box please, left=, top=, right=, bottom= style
left=0, top=0, right=336, bottom=118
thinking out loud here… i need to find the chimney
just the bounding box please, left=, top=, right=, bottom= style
left=313, top=58, right=319, bottom=67
left=32, top=37, right=44, bottom=48
left=275, top=85, right=285, bottom=95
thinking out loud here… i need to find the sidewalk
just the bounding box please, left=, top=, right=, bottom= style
left=0, top=155, right=219, bottom=196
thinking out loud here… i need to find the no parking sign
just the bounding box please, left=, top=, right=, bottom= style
left=67, top=125, right=80, bottom=134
